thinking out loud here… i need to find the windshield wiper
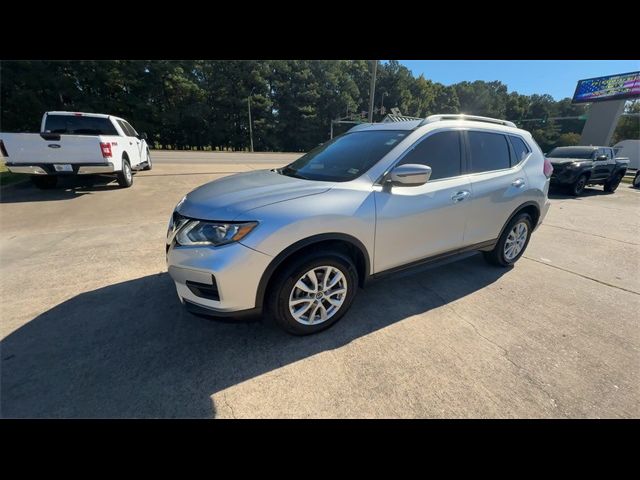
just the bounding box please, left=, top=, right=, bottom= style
left=279, top=166, right=309, bottom=180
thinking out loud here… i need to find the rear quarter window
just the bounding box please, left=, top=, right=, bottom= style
left=508, top=136, right=531, bottom=165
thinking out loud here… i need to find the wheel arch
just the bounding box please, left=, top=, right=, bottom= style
left=255, top=233, right=371, bottom=310
left=497, top=201, right=541, bottom=240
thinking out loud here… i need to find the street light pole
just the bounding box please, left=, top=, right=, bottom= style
left=368, top=60, right=378, bottom=123
left=248, top=87, right=255, bottom=152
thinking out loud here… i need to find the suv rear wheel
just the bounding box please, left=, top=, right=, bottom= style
left=483, top=213, right=533, bottom=267
left=268, top=251, right=358, bottom=335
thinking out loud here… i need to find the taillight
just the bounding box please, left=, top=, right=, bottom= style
left=543, top=157, right=553, bottom=178
left=100, top=142, right=112, bottom=158
left=0, top=140, right=8, bottom=157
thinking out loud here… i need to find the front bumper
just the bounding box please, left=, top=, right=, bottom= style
left=5, top=162, right=115, bottom=175
left=550, top=166, right=581, bottom=185
left=167, top=241, right=273, bottom=316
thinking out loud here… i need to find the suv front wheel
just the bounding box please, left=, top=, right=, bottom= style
left=483, top=213, right=533, bottom=267
left=269, top=251, right=358, bottom=335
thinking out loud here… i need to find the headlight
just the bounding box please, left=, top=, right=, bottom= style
left=567, top=162, right=584, bottom=169
left=175, top=220, right=258, bottom=247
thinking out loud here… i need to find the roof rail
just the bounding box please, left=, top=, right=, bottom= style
left=418, top=114, right=516, bottom=128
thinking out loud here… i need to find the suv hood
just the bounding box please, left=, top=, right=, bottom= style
left=176, top=169, right=332, bottom=220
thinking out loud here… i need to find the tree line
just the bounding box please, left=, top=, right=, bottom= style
left=1, top=60, right=637, bottom=152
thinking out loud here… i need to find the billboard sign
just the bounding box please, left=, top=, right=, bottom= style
left=572, top=71, right=640, bottom=104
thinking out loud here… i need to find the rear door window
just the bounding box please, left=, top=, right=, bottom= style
left=468, top=131, right=511, bottom=173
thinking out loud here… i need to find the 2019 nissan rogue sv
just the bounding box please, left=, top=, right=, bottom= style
left=166, top=115, right=551, bottom=335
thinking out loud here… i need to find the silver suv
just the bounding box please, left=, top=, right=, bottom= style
left=166, top=115, right=551, bottom=334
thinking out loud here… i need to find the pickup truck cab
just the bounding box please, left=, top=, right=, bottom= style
left=0, top=111, right=152, bottom=189
left=547, top=146, right=629, bottom=196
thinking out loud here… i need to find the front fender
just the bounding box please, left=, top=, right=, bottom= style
left=235, top=187, right=376, bottom=265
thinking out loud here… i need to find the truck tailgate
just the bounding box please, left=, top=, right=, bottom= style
left=0, top=133, right=106, bottom=164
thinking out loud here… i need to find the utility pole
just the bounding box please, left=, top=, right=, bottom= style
left=380, top=91, right=388, bottom=115
left=248, top=87, right=255, bottom=152
left=368, top=60, right=377, bottom=123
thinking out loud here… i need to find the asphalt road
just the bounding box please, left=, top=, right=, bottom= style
left=1, top=151, right=638, bottom=418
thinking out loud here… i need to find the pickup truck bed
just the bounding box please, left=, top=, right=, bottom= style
left=1, top=133, right=116, bottom=175
left=0, top=111, right=151, bottom=189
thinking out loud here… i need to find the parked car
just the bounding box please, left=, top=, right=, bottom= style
left=166, top=115, right=551, bottom=335
left=547, top=146, right=629, bottom=196
left=0, top=111, right=151, bottom=189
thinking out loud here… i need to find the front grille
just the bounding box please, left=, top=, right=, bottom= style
left=186, top=276, right=220, bottom=301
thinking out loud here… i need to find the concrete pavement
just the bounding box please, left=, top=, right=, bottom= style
left=0, top=152, right=638, bottom=418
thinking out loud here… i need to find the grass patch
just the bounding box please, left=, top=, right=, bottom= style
left=0, top=162, right=29, bottom=187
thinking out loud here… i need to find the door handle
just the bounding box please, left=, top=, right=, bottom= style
left=129, top=142, right=133, bottom=145
left=451, top=190, right=470, bottom=203
left=511, top=178, right=525, bottom=188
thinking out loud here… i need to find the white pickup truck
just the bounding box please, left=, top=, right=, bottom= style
left=0, top=111, right=152, bottom=189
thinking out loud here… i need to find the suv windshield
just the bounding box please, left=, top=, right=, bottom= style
left=44, top=115, right=118, bottom=136
left=279, top=130, right=408, bottom=182
left=547, top=147, right=595, bottom=160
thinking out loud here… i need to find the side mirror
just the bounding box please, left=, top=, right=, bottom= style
left=139, top=132, right=148, bottom=140
left=388, top=164, right=432, bottom=186
left=596, top=154, right=607, bottom=161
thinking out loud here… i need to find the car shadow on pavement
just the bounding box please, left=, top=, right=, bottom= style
left=1, top=253, right=508, bottom=419
left=0, top=175, right=122, bottom=203
left=548, top=187, right=610, bottom=200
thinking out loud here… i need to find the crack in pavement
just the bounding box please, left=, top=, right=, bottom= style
left=541, top=224, right=640, bottom=246
left=523, top=256, right=640, bottom=296
left=220, top=391, right=237, bottom=419
left=418, top=280, right=561, bottom=414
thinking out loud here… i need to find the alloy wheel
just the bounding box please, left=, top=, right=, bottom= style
left=504, top=222, right=528, bottom=261
left=288, top=266, right=348, bottom=325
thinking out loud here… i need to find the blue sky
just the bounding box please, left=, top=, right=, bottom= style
left=399, top=60, right=640, bottom=100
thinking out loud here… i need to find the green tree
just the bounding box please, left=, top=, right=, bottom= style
left=556, top=132, right=581, bottom=146
left=612, top=100, right=640, bottom=144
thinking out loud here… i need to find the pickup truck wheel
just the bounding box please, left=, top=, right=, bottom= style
left=570, top=174, right=587, bottom=196
left=268, top=251, right=358, bottom=335
left=142, top=148, right=152, bottom=171
left=116, top=159, right=133, bottom=188
left=483, top=213, right=533, bottom=267
left=30, top=175, right=57, bottom=189
left=603, top=172, right=623, bottom=193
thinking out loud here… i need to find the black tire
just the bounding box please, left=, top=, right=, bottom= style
left=142, top=148, right=152, bottom=171
left=30, top=175, right=57, bottom=189
left=483, top=213, right=533, bottom=267
left=268, top=250, right=359, bottom=335
left=603, top=172, right=623, bottom=193
left=116, top=158, right=133, bottom=188
left=633, top=171, right=640, bottom=188
left=569, top=174, right=587, bottom=196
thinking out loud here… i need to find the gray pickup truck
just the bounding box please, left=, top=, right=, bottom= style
left=547, top=146, right=629, bottom=196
